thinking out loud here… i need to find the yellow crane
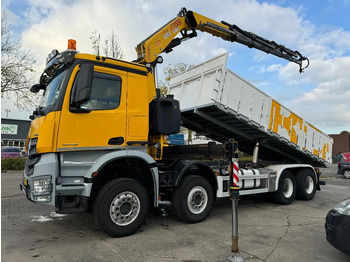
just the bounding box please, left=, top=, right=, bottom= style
left=135, top=8, right=308, bottom=72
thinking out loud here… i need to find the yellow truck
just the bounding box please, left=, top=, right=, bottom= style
left=21, top=8, right=328, bottom=237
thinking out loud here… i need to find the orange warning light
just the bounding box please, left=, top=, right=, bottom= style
left=68, top=39, right=76, bottom=50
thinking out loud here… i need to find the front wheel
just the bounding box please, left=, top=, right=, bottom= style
left=273, top=171, right=296, bottom=205
left=93, top=178, right=149, bottom=237
left=172, top=175, right=214, bottom=223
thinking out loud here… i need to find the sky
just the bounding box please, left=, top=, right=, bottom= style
left=1, top=0, right=350, bottom=134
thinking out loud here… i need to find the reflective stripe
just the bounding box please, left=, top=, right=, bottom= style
left=232, top=159, right=239, bottom=187
left=57, top=146, right=127, bottom=152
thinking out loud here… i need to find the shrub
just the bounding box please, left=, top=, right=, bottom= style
left=1, top=157, right=26, bottom=170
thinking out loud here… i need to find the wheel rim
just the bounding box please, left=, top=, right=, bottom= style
left=282, top=178, right=293, bottom=198
left=109, top=191, right=140, bottom=226
left=305, top=176, right=314, bottom=194
left=187, top=186, right=208, bottom=214
left=344, top=170, right=350, bottom=179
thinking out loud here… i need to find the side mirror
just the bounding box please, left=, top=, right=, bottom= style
left=72, top=63, right=94, bottom=107
left=30, top=83, right=46, bottom=93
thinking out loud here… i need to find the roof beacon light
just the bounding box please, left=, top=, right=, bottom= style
left=68, top=39, right=76, bottom=50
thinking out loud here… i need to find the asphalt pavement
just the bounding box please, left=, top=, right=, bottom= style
left=1, top=165, right=350, bottom=262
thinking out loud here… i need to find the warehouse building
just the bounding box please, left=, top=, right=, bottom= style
left=1, top=118, right=31, bottom=150
left=330, top=133, right=350, bottom=157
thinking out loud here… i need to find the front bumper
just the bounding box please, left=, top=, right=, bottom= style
left=325, top=209, right=350, bottom=256
left=21, top=153, right=58, bottom=206
left=21, top=152, right=93, bottom=212
left=338, top=164, right=350, bottom=175
left=20, top=182, right=33, bottom=202
left=337, top=167, right=343, bottom=175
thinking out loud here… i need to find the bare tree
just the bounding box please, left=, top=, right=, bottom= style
left=1, top=12, right=37, bottom=109
left=162, top=63, right=193, bottom=84
left=90, top=30, right=124, bottom=59
left=158, top=63, right=193, bottom=95
left=89, top=30, right=100, bottom=56
left=158, top=63, right=194, bottom=144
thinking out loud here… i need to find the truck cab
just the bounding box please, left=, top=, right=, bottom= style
left=23, top=47, right=162, bottom=207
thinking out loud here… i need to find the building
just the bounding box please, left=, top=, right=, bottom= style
left=1, top=118, right=31, bottom=149
left=329, top=133, right=350, bottom=158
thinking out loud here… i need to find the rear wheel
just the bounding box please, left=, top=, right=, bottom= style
left=296, top=169, right=316, bottom=200
left=273, top=171, right=296, bottom=205
left=343, top=169, right=350, bottom=179
left=172, top=175, right=213, bottom=223
left=93, top=178, right=149, bottom=237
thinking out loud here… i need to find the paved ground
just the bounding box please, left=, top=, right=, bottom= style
left=2, top=165, right=350, bottom=262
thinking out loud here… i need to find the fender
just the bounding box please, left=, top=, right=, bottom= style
left=86, top=150, right=159, bottom=206
left=266, top=164, right=317, bottom=191
left=172, top=161, right=218, bottom=190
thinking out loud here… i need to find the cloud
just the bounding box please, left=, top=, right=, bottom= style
left=13, top=0, right=350, bottom=69
left=18, top=0, right=316, bottom=68
left=278, top=57, right=350, bottom=85
left=276, top=57, right=350, bottom=132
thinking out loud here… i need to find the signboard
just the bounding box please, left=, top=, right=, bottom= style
left=1, top=124, right=18, bottom=135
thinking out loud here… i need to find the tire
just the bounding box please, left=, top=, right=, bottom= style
left=172, top=175, right=214, bottom=223
left=93, top=178, right=149, bottom=237
left=273, top=171, right=296, bottom=205
left=296, top=169, right=316, bottom=200
left=343, top=169, right=350, bottom=179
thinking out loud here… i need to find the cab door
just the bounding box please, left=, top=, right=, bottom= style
left=57, top=64, right=127, bottom=151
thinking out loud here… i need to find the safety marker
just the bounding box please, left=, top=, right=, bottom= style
left=232, top=160, right=239, bottom=187
left=227, top=140, right=244, bottom=262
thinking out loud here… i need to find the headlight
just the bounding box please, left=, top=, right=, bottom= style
left=30, top=175, right=52, bottom=194
left=334, top=198, right=350, bottom=215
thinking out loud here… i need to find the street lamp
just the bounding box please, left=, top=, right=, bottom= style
left=5, top=108, right=11, bottom=118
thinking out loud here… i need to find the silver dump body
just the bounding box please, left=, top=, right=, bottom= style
left=168, top=53, right=332, bottom=167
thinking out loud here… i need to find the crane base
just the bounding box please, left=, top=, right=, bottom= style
left=226, top=252, right=244, bottom=262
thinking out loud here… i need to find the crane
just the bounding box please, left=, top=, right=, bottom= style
left=135, top=8, right=309, bottom=72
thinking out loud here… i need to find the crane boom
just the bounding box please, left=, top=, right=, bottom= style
left=135, top=8, right=309, bottom=72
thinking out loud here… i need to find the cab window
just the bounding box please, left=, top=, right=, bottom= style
left=78, top=71, right=122, bottom=110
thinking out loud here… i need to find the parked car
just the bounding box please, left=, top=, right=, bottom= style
left=325, top=198, right=350, bottom=256
left=337, top=152, right=350, bottom=179
left=1, top=147, right=22, bottom=158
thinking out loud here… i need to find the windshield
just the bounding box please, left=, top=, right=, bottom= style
left=41, top=69, right=69, bottom=108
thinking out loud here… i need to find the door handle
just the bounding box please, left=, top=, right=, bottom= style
left=108, top=137, right=124, bottom=145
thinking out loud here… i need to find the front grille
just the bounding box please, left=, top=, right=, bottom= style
left=28, top=138, right=38, bottom=157
left=26, top=138, right=40, bottom=177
